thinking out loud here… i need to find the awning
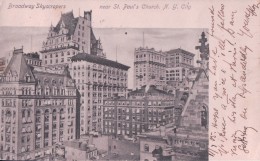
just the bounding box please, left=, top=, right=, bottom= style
left=27, top=126, right=32, bottom=133
left=26, top=155, right=31, bottom=159
left=22, top=127, right=26, bottom=133
left=7, top=127, right=11, bottom=133
left=21, top=147, right=25, bottom=152
left=56, top=148, right=64, bottom=155
left=22, top=118, right=26, bottom=123
left=35, top=151, right=43, bottom=157
left=36, top=133, right=41, bottom=138
left=45, top=150, right=51, bottom=155
left=60, top=114, right=65, bottom=118
left=6, top=117, right=11, bottom=123
left=4, top=145, right=9, bottom=151
left=27, top=117, right=32, bottom=123
left=35, top=152, right=39, bottom=157
left=37, top=125, right=41, bottom=130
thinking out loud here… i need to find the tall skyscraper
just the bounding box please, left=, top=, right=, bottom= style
left=165, top=48, right=195, bottom=87
left=134, top=47, right=166, bottom=90
left=71, top=53, right=129, bottom=135
left=39, top=10, right=129, bottom=135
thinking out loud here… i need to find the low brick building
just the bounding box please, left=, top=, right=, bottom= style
left=103, top=85, right=175, bottom=137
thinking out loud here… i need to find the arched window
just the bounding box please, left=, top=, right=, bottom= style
left=36, top=110, right=41, bottom=116
left=22, top=110, right=26, bottom=118
left=13, top=111, right=16, bottom=118
left=60, top=108, right=65, bottom=120
left=53, top=109, right=57, bottom=121
left=45, top=87, right=50, bottom=95
left=53, top=86, right=57, bottom=95
left=44, top=109, right=49, bottom=122
left=28, top=88, right=31, bottom=95
left=61, top=88, right=65, bottom=96
left=6, top=110, right=11, bottom=117
left=21, top=88, right=25, bottom=95
left=37, top=86, right=42, bottom=95
left=28, top=110, right=31, bottom=117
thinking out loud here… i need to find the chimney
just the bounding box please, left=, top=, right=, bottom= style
left=84, top=10, right=92, bottom=21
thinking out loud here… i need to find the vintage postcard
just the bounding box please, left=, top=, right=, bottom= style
left=0, top=0, right=259, bottom=160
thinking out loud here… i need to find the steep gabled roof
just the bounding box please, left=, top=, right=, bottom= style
left=91, top=29, right=97, bottom=44
left=54, top=11, right=78, bottom=36
left=4, top=49, right=35, bottom=82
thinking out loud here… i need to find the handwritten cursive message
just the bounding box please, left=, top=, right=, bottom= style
left=208, top=1, right=259, bottom=159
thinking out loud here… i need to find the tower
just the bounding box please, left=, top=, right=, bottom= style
left=195, top=32, right=209, bottom=70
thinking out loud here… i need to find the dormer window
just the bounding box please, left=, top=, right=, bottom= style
left=25, top=74, right=31, bottom=82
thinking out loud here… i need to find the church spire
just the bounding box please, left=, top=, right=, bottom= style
left=195, top=32, right=209, bottom=69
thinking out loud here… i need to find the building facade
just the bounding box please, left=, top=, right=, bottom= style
left=41, top=10, right=105, bottom=72
left=0, top=48, right=78, bottom=160
left=56, top=140, right=98, bottom=161
left=134, top=47, right=166, bottom=90
left=138, top=32, right=209, bottom=161
left=40, top=10, right=129, bottom=136
left=103, top=85, right=174, bottom=138
left=165, top=48, right=195, bottom=88
left=71, top=53, right=129, bottom=135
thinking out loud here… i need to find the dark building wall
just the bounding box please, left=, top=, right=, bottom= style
left=75, top=89, right=81, bottom=139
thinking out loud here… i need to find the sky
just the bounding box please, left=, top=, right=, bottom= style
left=0, top=27, right=206, bottom=89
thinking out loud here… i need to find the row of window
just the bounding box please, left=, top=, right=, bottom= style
left=135, top=53, right=165, bottom=61
left=26, top=59, right=42, bottom=66
left=104, top=128, right=143, bottom=135
left=35, top=86, right=66, bottom=96
left=1, top=88, right=16, bottom=95
left=166, top=74, right=181, bottom=77
left=44, top=50, right=77, bottom=59
left=1, top=99, right=16, bottom=107
left=105, top=100, right=170, bottom=106
left=73, top=72, right=127, bottom=80
left=73, top=65, right=127, bottom=75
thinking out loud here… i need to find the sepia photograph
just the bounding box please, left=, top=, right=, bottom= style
left=0, top=7, right=209, bottom=161
left=2, top=0, right=260, bottom=160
